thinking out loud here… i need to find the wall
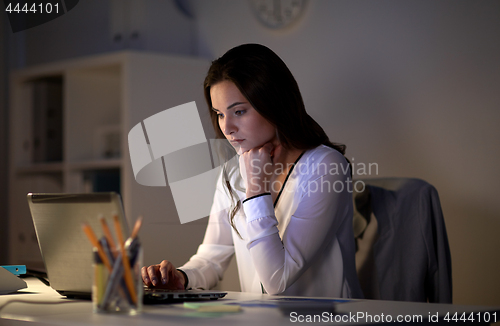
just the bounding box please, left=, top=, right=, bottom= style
left=191, top=0, right=500, bottom=306
left=8, top=0, right=195, bottom=68
left=3, top=0, right=500, bottom=306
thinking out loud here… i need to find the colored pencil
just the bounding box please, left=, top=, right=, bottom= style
left=131, top=216, right=143, bottom=239
left=82, top=223, right=112, bottom=271
left=99, top=216, right=117, bottom=254
left=113, top=215, right=137, bottom=305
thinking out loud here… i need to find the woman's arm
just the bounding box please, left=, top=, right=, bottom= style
left=177, top=171, right=236, bottom=290
left=142, top=170, right=235, bottom=290
left=243, top=149, right=351, bottom=295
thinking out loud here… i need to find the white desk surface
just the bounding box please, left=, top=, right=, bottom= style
left=1, top=278, right=499, bottom=325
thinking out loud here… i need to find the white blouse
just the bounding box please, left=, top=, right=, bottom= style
left=179, top=145, right=363, bottom=298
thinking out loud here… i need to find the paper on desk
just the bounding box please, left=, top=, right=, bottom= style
left=0, top=267, right=27, bottom=295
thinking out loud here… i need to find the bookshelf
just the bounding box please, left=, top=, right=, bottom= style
left=8, top=51, right=213, bottom=271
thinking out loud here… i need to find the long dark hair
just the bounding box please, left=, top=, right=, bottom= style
left=204, top=44, right=347, bottom=235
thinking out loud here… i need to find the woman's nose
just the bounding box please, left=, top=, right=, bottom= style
left=222, top=117, right=237, bottom=136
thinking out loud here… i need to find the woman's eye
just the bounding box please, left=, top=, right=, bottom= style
left=235, top=110, right=246, bottom=116
left=217, top=113, right=224, bottom=118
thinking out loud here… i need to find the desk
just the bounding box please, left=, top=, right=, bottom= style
left=1, top=278, right=499, bottom=325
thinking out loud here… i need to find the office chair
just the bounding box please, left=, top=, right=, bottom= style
left=352, top=178, right=452, bottom=303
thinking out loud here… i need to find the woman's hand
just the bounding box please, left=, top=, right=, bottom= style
left=141, top=260, right=185, bottom=289
left=239, top=142, right=283, bottom=198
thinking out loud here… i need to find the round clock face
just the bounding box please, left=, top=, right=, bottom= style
left=250, top=0, right=307, bottom=29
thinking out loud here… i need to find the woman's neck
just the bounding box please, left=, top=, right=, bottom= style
left=272, top=147, right=303, bottom=176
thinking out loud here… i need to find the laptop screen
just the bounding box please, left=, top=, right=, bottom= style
left=28, top=192, right=129, bottom=297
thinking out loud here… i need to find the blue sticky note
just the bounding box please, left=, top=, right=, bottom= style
left=1, top=265, right=27, bottom=275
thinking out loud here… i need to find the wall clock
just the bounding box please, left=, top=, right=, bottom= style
left=249, top=0, right=308, bottom=29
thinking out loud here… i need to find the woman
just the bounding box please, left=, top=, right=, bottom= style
left=142, top=44, right=363, bottom=298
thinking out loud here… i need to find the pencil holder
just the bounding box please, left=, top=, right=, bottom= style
left=92, top=238, right=143, bottom=314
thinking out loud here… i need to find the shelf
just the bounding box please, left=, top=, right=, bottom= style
left=67, top=159, right=122, bottom=171
left=16, top=159, right=122, bottom=174
left=16, top=162, right=64, bottom=174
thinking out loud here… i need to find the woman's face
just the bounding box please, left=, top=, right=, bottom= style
left=210, top=80, right=276, bottom=154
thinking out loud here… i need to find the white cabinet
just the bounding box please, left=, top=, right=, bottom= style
left=8, top=51, right=213, bottom=270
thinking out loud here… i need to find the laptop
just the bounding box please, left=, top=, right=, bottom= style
left=27, top=192, right=227, bottom=302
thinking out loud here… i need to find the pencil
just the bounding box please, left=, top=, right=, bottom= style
left=113, top=215, right=137, bottom=305
left=99, top=216, right=117, bottom=254
left=131, top=216, right=143, bottom=239
left=82, top=223, right=112, bottom=271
